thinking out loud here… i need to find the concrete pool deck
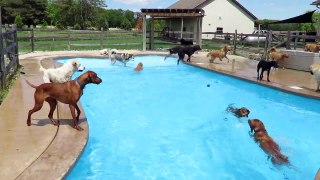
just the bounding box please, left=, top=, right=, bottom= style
left=0, top=50, right=320, bottom=179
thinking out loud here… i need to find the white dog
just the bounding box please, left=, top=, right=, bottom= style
left=39, top=59, right=85, bottom=83
left=310, top=64, right=320, bottom=92
left=100, top=48, right=118, bottom=56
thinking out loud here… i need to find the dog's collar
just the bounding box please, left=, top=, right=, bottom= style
left=254, top=129, right=267, bottom=133
left=76, top=78, right=85, bottom=90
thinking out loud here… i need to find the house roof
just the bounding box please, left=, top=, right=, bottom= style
left=168, top=0, right=257, bottom=20
left=311, top=0, right=320, bottom=5
left=141, top=9, right=205, bottom=17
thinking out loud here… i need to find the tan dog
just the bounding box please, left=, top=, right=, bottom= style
left=310, top=64, right=320, bottom=92
left=304, top=43, right=320, bottom=53
left=26, top=71, right=102, bottom=131
left=248, top=119, right=289, bottom=165
left=134, top=62, right=143, bottom=72
left=207, top=45, right=231, bottom=63
left=268, top=47, right=289, bottom=62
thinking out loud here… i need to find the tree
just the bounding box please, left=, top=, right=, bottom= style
left=14, top=15, right=24, bottom=29
left=0, top=0, right=47, bottom=26
left=121, top=18, right=131, bottom=30
left=136, top=16, right=143, bottom=32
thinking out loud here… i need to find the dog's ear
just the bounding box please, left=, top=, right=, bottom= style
left=72, top=61, right=78, bottom=66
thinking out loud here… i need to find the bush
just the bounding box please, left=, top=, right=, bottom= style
left=40, top=20, right=48, bottom=29
left=14, top=15, right=24, bottom=29
left=73, top=24, right=81, bottom=30
left=120, top=18, right=131, bottom=31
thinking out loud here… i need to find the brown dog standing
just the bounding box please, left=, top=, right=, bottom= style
left=207, top=45, right=231, bottom=63
left=248, top=119, right=289, bottom=165
left=26, top=71, right=102, bottom=131
left=268, top=47, right=289, bottom=62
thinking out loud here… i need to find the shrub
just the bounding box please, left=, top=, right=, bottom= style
left=14, top=15, right=24, bottom=29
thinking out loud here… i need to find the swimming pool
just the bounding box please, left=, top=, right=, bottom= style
left=61, top=56, right=320, bottom=179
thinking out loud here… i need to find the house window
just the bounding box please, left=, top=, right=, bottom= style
left=216, top=27, right=223, bottom=34
left=183, top=27, right=186, bottom=32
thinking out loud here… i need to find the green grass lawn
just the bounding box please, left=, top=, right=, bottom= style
left=17, top=29, right=261, bottom=53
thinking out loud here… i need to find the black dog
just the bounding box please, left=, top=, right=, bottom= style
left=164, top=45, right=201, bottom=65
left=180, top=38, right=193, bottom=46
left=257, top=60, right=278, bottom=82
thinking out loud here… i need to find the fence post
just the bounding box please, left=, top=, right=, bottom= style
left=0, top=6, right=5, bottom=89
left=68, top=29, right=71, bottom=50
left=294, top=35, right=298, bottom=50
left=100, top=27, right=103, bottom=49
left=31, top=27, right=35, bottom=52
left=286, top=30, right=291, bottom=49
left=263, top=32, right=270, bottom=60
left=13, top=29, right=20, bottom=68
left=233, top=30, right=237, bottom=55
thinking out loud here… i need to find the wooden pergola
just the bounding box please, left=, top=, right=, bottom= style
left=140, top=9, right=205, bottom=51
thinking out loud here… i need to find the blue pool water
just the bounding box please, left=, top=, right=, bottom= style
left=61, top=56, right=320, bottom=180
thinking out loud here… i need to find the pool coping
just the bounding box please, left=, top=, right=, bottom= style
left=10, top=50, right=320, bottom=179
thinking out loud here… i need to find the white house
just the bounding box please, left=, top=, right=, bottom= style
left=168, top=0, right=257, bottom=39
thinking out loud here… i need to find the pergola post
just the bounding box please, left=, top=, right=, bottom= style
left=197, top=17, right=203, bottom=46
left=142, top=15, right=147, bottom=51
left=180, top=18, right=184, bottom=39
left=149, top=17, right=154, bottom=50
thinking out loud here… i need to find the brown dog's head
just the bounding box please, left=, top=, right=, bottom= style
left=77, top=71, right=102, bottom=85
left=87, top=71, right=102, bottom=84
left=248, top=119, right=266, bottom=133
left=237, top=107, right=250, bottom=117
left=222, top=45, right=232, bottom=52
left=268, top=47, right=277, bottom=53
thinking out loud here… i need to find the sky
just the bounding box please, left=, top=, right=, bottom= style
left=105, top=0, right=318, bottom=20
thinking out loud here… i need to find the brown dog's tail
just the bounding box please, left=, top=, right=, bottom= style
left=25, top=79, right=37, bottom=88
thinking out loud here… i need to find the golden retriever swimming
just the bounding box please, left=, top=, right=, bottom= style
left=134, top=62, right=143, bottom=72
left=248, top=119, right=289, bottom=165
left=207, top=45, right=232, bottom=63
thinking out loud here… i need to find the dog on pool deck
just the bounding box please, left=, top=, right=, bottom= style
left=304, top=43, right=320, bottom=53
left=111, top=53, right=134, bottom=66
left=39, top=59, right=85, bottom=83
left=248, top=119, right=289, bottom=165
left=268, top=47, right=289, bottom=63
left=164, top=45, right=201, bottom=65
left=26, top=71, right=102, bottom=131
left=257, top=60, right=278, bottom=82
left=310, top=64, right=320, bottom=92
left=134, top=62, right=143, bottom=72
left=207, top=45, right=232, bottom=63
left=100, top=48, right=118, bottom=56
left=226, top=104, right=250, bottom=118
